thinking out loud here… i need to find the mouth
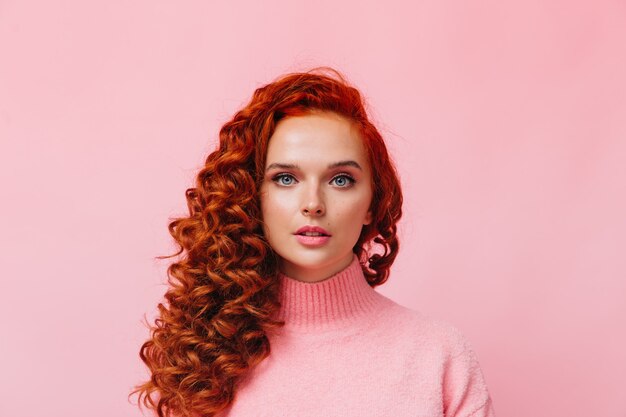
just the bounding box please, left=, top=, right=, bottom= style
left=294, top=225, right=331, bottom=236
left=295, top=231, right=330, bottom=237
left=293, top=226, right=331, bottom=247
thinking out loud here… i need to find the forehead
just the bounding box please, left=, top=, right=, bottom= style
left=265, top=112, right=368, bottom=163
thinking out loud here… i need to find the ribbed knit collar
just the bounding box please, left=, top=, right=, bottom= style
left=275, top=254, right=390, bottom=332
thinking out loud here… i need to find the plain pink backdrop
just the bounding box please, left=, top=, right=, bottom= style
left=1, top=1, right=624, bottom=416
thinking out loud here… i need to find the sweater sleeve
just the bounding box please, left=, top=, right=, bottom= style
left=441, top=328, right=496, bottom=417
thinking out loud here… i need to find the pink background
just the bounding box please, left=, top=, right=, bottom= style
left=1, top=1, right=624, bottom=416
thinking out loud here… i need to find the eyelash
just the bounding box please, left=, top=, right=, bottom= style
left=271, top=173, right=356, bottom=188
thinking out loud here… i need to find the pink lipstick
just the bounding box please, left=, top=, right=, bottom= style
left=294, top=225, right=331, bottom=247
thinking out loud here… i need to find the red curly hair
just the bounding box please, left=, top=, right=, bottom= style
left=128, top=67, right=403, bottom=417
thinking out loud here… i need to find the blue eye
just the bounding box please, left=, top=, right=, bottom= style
left=273, top=173, right=296, bottom=186
left=331, top=174, right=355, bottom=187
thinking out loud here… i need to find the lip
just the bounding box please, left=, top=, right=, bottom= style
left=294, top=225, right=331, bottom=236
left=293, top=225, right=331, bottom=247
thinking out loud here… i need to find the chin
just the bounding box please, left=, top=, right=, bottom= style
left=283, top=250, right=347, bottom=268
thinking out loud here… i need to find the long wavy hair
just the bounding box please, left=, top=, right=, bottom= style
left=129, top=67, right=403, bottom=417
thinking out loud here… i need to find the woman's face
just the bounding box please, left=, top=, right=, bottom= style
left=259, top=111, right=373, bottom=283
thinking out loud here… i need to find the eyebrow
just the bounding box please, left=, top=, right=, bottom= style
left=265, top=160, right=363, bottom=173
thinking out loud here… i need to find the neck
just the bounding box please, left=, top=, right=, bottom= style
left=278, top=252, right=354, bottom=283
left=274, top=253, right=393, bottom=332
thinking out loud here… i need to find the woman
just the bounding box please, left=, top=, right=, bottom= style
left=130, top=67, right=496, bottom=417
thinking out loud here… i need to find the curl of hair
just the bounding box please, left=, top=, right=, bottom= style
left=128, top=67, right=403, bottom=417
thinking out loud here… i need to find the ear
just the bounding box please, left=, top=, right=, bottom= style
left=363, top=209, right=373, bottom=226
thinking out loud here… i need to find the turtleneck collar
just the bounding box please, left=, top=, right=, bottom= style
left=274, top=253, right=392, bottom=332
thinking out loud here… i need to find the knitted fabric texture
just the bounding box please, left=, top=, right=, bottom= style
left=218, top=254, right=496, bottom=417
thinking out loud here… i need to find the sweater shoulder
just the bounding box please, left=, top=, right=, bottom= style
left=375, top=300, right=475, bottom=359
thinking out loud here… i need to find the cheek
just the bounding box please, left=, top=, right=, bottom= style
left=334, top=192, right=372, bottom=222
left=260, top=190, right=292, bottom=228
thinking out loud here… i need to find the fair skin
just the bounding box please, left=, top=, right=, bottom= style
left=259, top=111, right=373, bottom=283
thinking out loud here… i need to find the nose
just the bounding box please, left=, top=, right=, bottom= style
left=301, top=184, right=325, bottom=217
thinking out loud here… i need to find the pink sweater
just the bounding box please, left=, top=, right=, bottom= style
left=218, top=254, right=496, bottom=416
